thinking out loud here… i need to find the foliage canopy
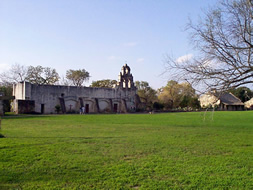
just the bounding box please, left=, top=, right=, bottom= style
left=26, top=65, right=60, bottom=85
left=66, top=69, right=90, bottom=87
left=90, top=79, right=117, bottom=88
left=135, top=81, right=157, bottom=110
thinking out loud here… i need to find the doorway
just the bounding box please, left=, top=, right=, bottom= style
left=113, top=104, right=118, bottom=113
left=85, top=104, right=89, bottom=113
left=41, top=104, right=44, bottom=114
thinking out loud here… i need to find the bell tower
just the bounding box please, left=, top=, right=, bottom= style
left=117, top=64, right=135, bottom=89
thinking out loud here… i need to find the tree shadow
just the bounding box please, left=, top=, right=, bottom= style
left=2, top=114, right=55, bottom=120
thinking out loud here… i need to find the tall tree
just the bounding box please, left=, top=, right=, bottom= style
left=165, top=0, right=253, bottom=92
left=158, top=80, right=197, bottom=108
left=66, top=69, right=90, bottom=87
left=0, top=63, right=27, bottom=112
left=135, top=81, right=157, bottom=110
left=158, top=81, right=182, bottom=109
left=26, top=65, right=60, bottom=85
left=229, top=87, right=252, bottom=102
left=90, top=79, right=117, bottom=88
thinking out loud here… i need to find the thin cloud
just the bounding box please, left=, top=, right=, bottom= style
left=176, top=54, right=193, bottom=63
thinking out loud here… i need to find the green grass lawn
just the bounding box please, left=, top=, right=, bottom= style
left=0, top=111, right=252, bottom=189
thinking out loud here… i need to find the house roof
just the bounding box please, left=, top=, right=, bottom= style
left=219, top=93, right=244, bottom=106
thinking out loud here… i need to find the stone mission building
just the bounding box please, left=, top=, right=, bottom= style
left=12, top=64, right=137, bottom=114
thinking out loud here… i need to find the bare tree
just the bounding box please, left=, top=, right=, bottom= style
left=165, top=0, right=253, bottom=92
left=58, top=75, right=72, bottom=86
left=0, top=63, right=27, bottom=85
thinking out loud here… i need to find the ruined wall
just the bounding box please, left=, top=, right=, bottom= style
left=13, top=64, right=137, bottom=114
left=12, top=82, right=24, bottom=99
left=15, top=100, right=35, bottom=114
left=13, top=82, right=136, bottom=114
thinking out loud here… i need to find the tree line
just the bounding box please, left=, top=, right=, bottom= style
left=0, top=64, right=90, bottom=87
left=0, top=63, right=252, bottom=112
left=1, top=0, right=253, bottom=112
left=0, top=64, right=91, bottom=112
left=0, top=63, right=201, bottom=112
left=135, top=81, right=253, bottom=112
left=136, top=80, right=201, bottom=111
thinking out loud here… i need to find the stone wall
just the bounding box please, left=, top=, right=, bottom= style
left=14, top=100, right=35, bottom=114
left=13, top=82, right=137, bottom=114
left=12, top=64, right=137, bottom=114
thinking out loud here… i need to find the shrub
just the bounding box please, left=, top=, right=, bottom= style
left=153, top=102, right=164, bottom=110
left=55, top=105, right=61, bottom=114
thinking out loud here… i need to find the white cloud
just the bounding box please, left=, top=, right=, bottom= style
left=202, top=59, right=220, bottom=69
left=123, top=42, right=138, bottom=47
left=176, top=54, right=193, bottom=63
left=136, top=58, right=144, bottom=63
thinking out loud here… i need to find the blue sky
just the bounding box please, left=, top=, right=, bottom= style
left=0, top=0, right=219, bottom=89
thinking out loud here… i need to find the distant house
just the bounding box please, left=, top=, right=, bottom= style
left=245, top=98, right=253, bottom=110
left=199, top=92, right=244, bottom=111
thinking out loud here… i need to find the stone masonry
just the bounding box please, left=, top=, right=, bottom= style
left=12, top=64, right=137, bottom=114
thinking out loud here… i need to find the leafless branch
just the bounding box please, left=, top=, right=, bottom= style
left=165, top=0, right=253, bottom=93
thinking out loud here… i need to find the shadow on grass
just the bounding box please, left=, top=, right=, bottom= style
left=4, top=136, right=124, bottom=139
left=2, top=114, right=55, bottom=120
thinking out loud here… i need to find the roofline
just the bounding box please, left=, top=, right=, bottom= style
left=227, top=92, right=243, bottom=102
left=222, top=103, right=245, bottom=106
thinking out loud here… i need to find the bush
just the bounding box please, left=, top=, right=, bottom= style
left=55, top=105, right=61, bottom=114
left=153, top=102, right=164, bottom=110
left=179, top=96, right=201, bottom=109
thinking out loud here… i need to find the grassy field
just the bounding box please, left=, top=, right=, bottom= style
left=0, top=111, right=252, bottom=189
